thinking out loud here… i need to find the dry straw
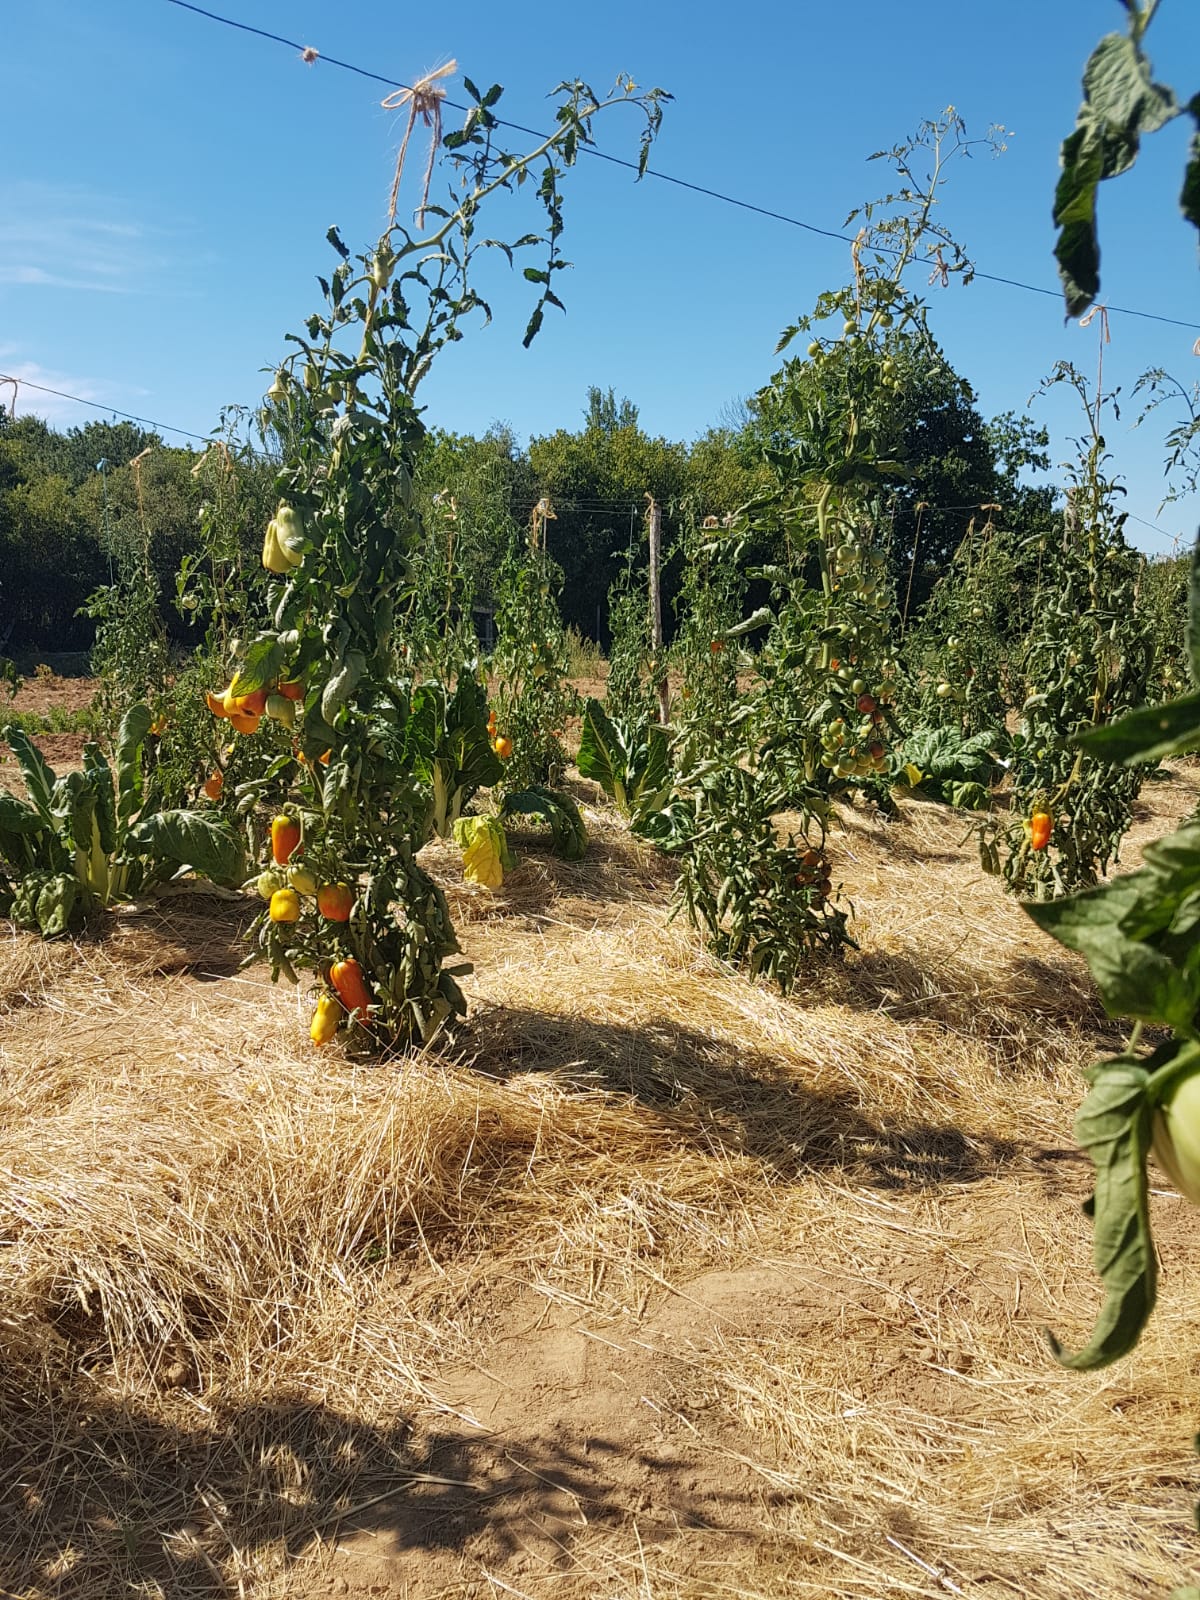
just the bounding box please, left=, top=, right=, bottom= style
left=2, top=772, right=1200, bottom=1595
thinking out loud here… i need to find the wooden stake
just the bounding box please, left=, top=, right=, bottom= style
left=647, top=494, right=669, bottom=723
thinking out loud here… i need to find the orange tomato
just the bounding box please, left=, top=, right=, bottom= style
left=330, top=958, right=372, bottom=1023
left=236, top=685, right=270, bottom=716
left=493, top=736, right=513, bottom=759
left=1030, top=811, right=1052, bottom=851
left=229, top=709, right=261, bottom=735
left=271, top=813, right=302, bottom=865
left=206, top=689, right=229, bottom=718
left=201, top=772, right=224, bottom=801
left=277, top=680, right=304, bottom=702
left=317, top=883, right=354, bottom=922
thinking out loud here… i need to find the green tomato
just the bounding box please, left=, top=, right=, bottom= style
left=807, top=340, right=821, bottom=359
left=843, top=319, right=856, bottom=336
left=935, top=682, right=952, bottom=698
left=288, top=864, right=318, bottom=896
left=258, top=868, right=286, bottom=901
left=1153, top=1068, right=1200, bottom=1205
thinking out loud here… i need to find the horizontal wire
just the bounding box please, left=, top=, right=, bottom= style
left=164, top=0, right=1200, bottom=333
left=0, top=375, right=211, bottom=443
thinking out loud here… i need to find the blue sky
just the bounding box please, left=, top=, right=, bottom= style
left=2, top=0, right=1198, bottom=553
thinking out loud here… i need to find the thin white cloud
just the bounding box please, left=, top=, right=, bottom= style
left=0, top=181, right=169, bottom=295
left=0, top=350, right=145, bottom=428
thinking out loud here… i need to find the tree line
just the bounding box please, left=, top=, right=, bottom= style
left=2, top=352, right=1057, bottom=656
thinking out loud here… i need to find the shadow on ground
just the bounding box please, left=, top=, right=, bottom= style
left=459, top=1002, right=1021, bottom=1191
left=0, top=1369, right=750, bottom=1599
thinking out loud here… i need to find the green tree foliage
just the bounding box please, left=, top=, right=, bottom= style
left=748, top=337, right=1011, bottom=615
left=412, top=424, right=534, bottom=629
left=528, top=396, right=689, bottom=641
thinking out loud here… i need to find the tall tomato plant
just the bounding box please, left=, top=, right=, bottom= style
left=227, top=76, right=669, bottom=1047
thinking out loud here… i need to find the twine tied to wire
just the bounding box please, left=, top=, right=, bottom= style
left=1, top=375, right=18, bottom=419
left=381, top=61, right=457, bottom=229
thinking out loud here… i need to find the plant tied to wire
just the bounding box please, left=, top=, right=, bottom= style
left=226, top=74, right=669, bottom=1047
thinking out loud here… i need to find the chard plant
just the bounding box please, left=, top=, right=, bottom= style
left=0, top=707, right=244, bottom=936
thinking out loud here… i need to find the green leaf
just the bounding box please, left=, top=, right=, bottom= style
left=1187, top=530, right=1200, bottom=688
left=1053, top=29, right=1181, bottom=315
left=1027, top=820, right=1200, bottom=1031
left=0, top=792, right=47, bottom=877
left=727, top=606, right=774, bottom=639
left=0, top=792, right=44, bottom=838
left=10, top=870, right=80, bottom=937
left=233, top=636, right=287, bottom=698
left=1182, top=101, right=1200, bottom=233
left=115, top=704, right=153, bottom=829
left=577, top=698, right=626, bottom=808
left=124, top=812, right=245, bottom=887
left=321, top=649, right=367, bottom=724
left=82, top=743, right=117, bottom=856
left=500, top=786, right=588, bottom=861
left=425, top=674, right=503, bottom=840
left=1048, top=1056, right=1156, bottom=1370
left=1075, top=690, right=1200, bottom=764
left=3, top=725, right=56, bottom=823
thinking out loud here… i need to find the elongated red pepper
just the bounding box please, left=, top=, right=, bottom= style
left=271, top=813, right=301, bottom=865
left=330, top=958, right=372, bottom=1022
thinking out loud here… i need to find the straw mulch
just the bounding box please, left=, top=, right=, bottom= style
left=2, top=769, right=1200, bottom=1599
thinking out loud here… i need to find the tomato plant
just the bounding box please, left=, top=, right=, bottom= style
left=225, top=76, right=667, bottom=1046
left=489, top=527, right=579, bottom=794
left=978, top=366, right=1155, bottom=898
left=740, top=112, right=1001, bottom=811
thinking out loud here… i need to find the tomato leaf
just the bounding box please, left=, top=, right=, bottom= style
left=233, top=636, right=287, bottom=698
left=1027, top=821, right=1200, bottom=1032
left=1053, top=28, right=1181, bottom=315
left=320, top=649, right=367, bottom=724
left=1049, top=1056, right=1156, bottom=1369
left=1076, top=690, right=1200, bottom=764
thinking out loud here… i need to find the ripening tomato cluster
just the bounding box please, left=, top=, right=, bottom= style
left=486, top=705, right=512, bottom=760
left=206, top=676, right=303, bottom=736
left=794, top=847, right=833, bottom=904
left=817, top=663, right=896, bottom=779
left=257, top=811, right=371, bottom=1047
